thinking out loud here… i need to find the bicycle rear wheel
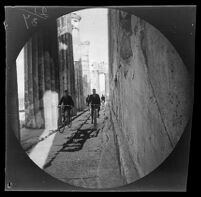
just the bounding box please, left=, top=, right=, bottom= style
left=93, top=109, right=97, bottom=127
left=66, top=109, right=71, bottom=128
left=67, top=116, right=72, bottom=128
left=59, top=124, right=65, bottom=133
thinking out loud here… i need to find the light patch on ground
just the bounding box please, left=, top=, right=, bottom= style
left=28, top=131, right=57, bottom=169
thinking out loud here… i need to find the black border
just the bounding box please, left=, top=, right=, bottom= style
left=4, top=5, right=198, bottom=192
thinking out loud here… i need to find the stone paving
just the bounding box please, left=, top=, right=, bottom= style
left=25, top=106, right=124, bottom=189
left=20, top=110, right=88, bottom=153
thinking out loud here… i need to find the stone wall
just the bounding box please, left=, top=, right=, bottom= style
left=108, top=9, right=192, bottom=183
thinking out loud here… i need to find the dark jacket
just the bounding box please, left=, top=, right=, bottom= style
left=89, top=94, right=101, bottom=105
left=59, top=95, right=74, bottom=107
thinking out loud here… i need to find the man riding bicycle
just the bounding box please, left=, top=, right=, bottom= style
left=88, top=89, right=101, bottom=124
left=58, top=89, right=74, bottom=125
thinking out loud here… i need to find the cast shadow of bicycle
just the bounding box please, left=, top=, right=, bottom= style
left=60, top=128, right=100, bottom=152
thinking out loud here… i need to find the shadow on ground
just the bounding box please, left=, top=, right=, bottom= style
left=60, top=128, right=100, bottom=152
left=43, top=127, right=100, bottom=169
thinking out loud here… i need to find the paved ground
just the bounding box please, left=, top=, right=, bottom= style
left=20, top=127, right=45, bottom=151
left=44, top=108, right=106, bottom=188
left=25, top=105, right=124, bottom=189
left=20, top=110, right=88, bottom=152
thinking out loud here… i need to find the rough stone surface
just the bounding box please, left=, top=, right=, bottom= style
left=58, top=15, right=77, bottom=116
left=71, top=14, right=85, bottom=111
left=42, top=107, right=124, bottom=189
left=24, top=16, right=78, bottom=129
left=74, top=60, right=85, bottom=111
left=24, top=22, right=59, bottom=129
left=108, top=9, right=192, bottom=183
left=80, top=41, right=91, bottom=98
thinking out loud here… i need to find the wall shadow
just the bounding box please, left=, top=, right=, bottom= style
left=42, top=126, right=100, bottom=169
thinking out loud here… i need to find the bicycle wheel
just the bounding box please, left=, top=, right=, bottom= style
left=59, top=124, right=65, bottom=133
left=67, top=115, right=72, bottom=128
left=59, top=116, right=66, bottom=133
left=94, top=109, right=97, bottom=127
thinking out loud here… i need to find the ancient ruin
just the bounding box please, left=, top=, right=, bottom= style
left=9, top=7, right=193, bottom=189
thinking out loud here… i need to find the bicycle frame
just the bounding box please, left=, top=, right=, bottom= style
left=58, top=105, right=72, bottom=133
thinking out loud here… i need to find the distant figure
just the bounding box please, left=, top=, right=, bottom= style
left=86, top=95, right=90, bottom=106
left=88, top=89, right=101, bottom=123
left=101, top=94, right=105, bottom=104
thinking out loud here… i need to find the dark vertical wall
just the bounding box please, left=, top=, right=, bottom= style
left=6, top=62, right=21, bottom=140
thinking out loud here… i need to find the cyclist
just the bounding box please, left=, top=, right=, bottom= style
left=101, top=94, right=105, bottom=105
left=58, top=89, right=74, bottom=124
left=89, top=89, right=101, bottom=124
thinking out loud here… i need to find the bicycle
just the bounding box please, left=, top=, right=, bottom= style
left=90, top=104, right=100, bottom=128
left=57, top=105, right=72, bottom=133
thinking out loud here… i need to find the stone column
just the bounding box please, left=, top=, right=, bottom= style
left=71, top=13, right=85, bottom=111
left=105, top=72, right=109, bottom=98
left=96, top=70, right=100, bottom=94
left=24, top=39, right=36, bottom=128
left=7, top=61, right=21, bottom=140
left=58, top=14, right=77, bottom=115
left=81, top=41, right=90, bottom=99
left=24, top=19, right=59, bottom=129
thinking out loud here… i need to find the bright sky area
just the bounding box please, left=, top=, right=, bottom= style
left=74, top=8, right=108, bottom=65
